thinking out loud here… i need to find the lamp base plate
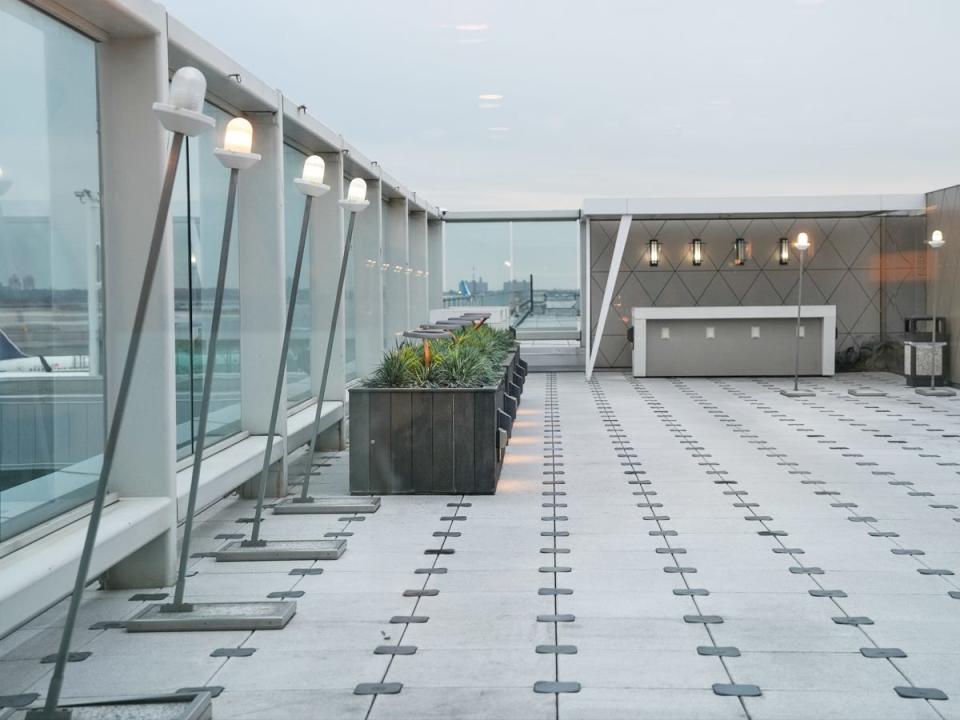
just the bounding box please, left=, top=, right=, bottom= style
left=916, top=387, right=957, bottom=397
left=11, top=692, right=213, bottom=720
left=125, top=601, right=295, bottom=632
left=780, top=389, right=816, bottom=398
left=212, top=539, right=346, bottom=562
left=848, top=389, right=887, bottom=397
left=273, top=496, right=380, bottom=515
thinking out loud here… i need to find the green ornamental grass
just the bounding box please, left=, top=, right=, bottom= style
left=363, top=325, right=516, bottom=389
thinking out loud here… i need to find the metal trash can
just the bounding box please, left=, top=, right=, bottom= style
left=903, top=317, right=950, bottom=387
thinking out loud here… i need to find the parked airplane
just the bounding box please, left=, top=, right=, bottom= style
left=0, top=329, right=88, bottom=372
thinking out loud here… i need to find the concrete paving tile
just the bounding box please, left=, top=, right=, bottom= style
left=212, top=648, right=389, bottom=691
left=744, top=690, right=944, bottom=720
left=0, top=659, right=51, bottom=696
left=369, top=687, right=554, bottom=720
left=726, top=650, right=908, bottom=693
left=387, top=648, right=553, bottom=688
left=212, top=688, right=371, bottom=719
left=561, top=688, right=748, bottom=720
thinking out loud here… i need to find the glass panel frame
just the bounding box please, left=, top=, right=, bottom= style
left=0, top=0, right=105, bottom=541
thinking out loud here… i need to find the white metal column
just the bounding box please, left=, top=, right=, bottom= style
left=98, top=29, right=178, bottom=588
left=585, top=214, right=631, bottom=380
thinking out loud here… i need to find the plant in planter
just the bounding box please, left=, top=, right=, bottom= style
left=349, top=324, right=525, bottom=495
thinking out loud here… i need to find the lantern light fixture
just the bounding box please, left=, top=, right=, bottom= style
left=779, top=237, right=790, bottom=265
left=152, top=66, right=216, bottom=136
left=930, top=229, right=945, bottom=248
left=649, top=239, right=660, bottom=266
left=691, top=238, right=703, bottom=266
left=796, top=231, right=810, bottom=251
left=294, top=155, right=330, bottom=197
left=214, top=117, right=261, bottom=170
left=340, top=177, right=370, bottom=212
left=734, top=238, right=746, bottom=266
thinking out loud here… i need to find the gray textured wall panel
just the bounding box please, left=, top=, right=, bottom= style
left=590, top=215, right=925, bottom=368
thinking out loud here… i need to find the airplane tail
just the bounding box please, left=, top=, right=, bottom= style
left=0, top=329, right=29, bottom=361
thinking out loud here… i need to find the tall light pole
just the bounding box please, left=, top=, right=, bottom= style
left=917, top=229, right=955, bottom=396
left=781, top=231, right=815, bottom=398
left=270, top=177, right=372, bottom=514
left=241, top=154, right=330, bottom=543
left=167, top=117, right=261, bottom=610
left=126, top=118, right=298, bottom=628
left=30, top=67, right=215, bottom=720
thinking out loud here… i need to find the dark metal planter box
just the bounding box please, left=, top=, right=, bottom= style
left=349, top=349, right=524, bottom=495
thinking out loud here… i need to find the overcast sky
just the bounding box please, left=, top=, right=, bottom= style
left=161, top=0, right=960, bottom=211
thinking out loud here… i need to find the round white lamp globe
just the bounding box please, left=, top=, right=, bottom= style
left=340, top=178, right=370, bottom=212
left=294, top=155, right=330, bottom=197
left=169, top=67, right=207, bottom=113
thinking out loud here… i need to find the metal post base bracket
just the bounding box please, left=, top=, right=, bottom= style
left=212, top=539, right=346, bottom=562
left=916, top=387, right=957, bottom=397
left=9, top=692, right=213, bottom=720
left=848, top=389, right=887, bottom=397
left=780, top=389, right=816, bottom=398
left=125, top=601, right=295, bottom=632
left=272, top=496, right=380, bottom=515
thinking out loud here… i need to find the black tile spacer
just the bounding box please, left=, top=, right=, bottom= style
left=210, top=647, right=256, bottom=657
left=176, top=686, right=224, bottom=698
left=698, top=646, right=740, bottom=657
left=894, top=686, right=948, bottom=700
left=0, top=694, right=40, bottom=709
left=374, top=646, right=417, bottom=655
left=290, top=568, right=323, bottom=575
left=354, top=683, right=403, bottom=695
left=267, top=590, right=304, bottom=599
left=40, top=651, right=91, bottom=664
left=129, top=592, right=168, bottom=602
left=861, top=648, right=906, bottom=659
left=534, top=681, right=581, bottom=694
left=390, top=615, right=428, bottom=624
left=713, top=683, right=761, bottom=697
left=832, top=616, right=873, bottom=626
left=403, top=589, right=439, bottom=597
left=536, top=644, right=578, bottom=654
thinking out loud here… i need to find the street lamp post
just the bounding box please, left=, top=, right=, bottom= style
left=781, top=231, right=815, bottom=398
left=916, top=229, right=955, bottom=397
left=29, top=66, right=215, bottom=720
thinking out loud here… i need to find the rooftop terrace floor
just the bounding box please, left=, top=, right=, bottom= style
left=1, top=371, right=959, bottom=719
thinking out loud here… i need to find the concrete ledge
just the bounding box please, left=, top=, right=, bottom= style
left=0, top=497, right=170, bottom=636
left=286, top=400, right=344, bottom=451
left=0, top=403, right=345, bottom=638
left=176, top=435, right=284, bottom=521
